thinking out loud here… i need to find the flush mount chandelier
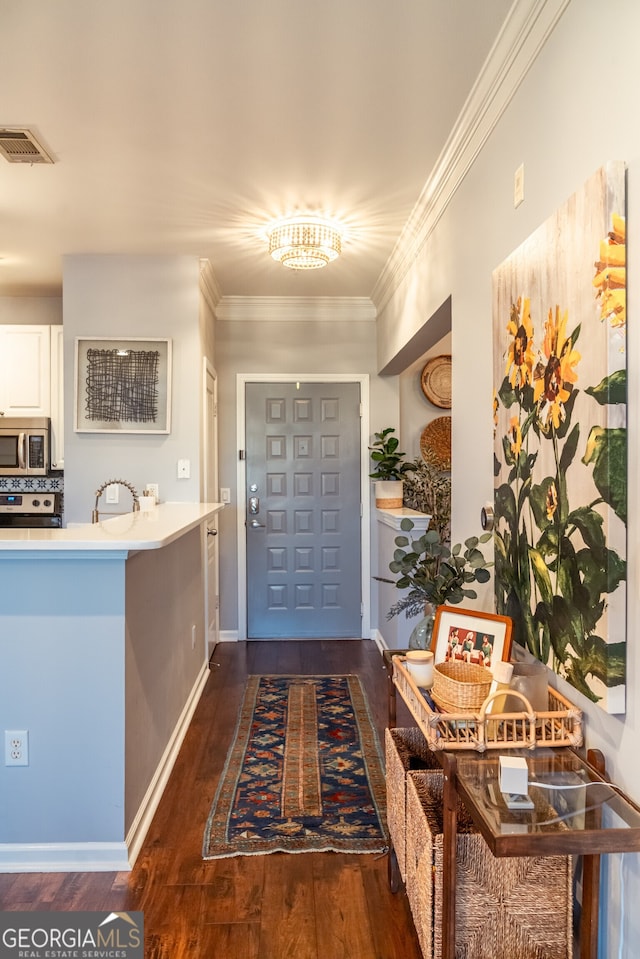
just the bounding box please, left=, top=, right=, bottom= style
left=267, top=215, right=342, bottom=270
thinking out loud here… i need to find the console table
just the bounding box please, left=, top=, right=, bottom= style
left=441, top=748, right=640, bottom=959
left=386, top=654, right=640, bottom=959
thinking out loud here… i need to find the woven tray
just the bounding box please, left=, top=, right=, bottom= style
left=392, top=655, right=583, bottom=752
left=420, top=354, right=452, bottom=409
left=431, top=660, right=492, bottom=711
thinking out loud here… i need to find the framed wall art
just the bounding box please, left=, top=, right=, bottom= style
left=74, top=337, right=172, bottom=434
left=492, top=161, right=627, bottom=714
left=431, top=605, right=513, bottom=670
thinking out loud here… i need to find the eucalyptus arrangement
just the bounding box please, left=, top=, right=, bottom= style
left=377, top=518, right=493, bottom=621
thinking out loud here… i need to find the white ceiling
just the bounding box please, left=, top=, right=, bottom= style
left=0, top=0, right=513, bottom=300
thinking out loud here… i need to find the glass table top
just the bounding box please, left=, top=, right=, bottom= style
left=448, top=748, right=640, bottom=855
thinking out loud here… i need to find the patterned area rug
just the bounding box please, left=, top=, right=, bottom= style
left=202, top=674, right=388, bottom=858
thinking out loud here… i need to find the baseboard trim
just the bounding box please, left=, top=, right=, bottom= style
left=0, top=842, right=129, bottom=873
left=125, top=659, right=210, bottom=868
left=371, top=629, right=389, bottom=655
left=218, top=630, right=239, bottom=642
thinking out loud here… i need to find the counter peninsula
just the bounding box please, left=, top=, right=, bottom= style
left=0, top=502, right=223, bottom=873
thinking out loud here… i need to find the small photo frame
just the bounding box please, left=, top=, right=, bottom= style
left=74, top=337, right=172, bottom=434
left=431, top=605, right=512, bottom=670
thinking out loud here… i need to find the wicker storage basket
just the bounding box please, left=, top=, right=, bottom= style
left=432, top=660, right=492, bottom=712
left=406, top=771, right=573, bottom=959
left=384, top=727, right=440, bottom=883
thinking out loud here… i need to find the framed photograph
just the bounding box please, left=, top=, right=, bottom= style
left=431, top=605, right=512, bottom=670
left=74, top=337, right=172, bottom=433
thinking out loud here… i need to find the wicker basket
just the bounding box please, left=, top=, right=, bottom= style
left=406, top=771, right=573, bottom=959
left=432, top=660, right=492, bottom=712
left=385, top=727, right=440, bottom=884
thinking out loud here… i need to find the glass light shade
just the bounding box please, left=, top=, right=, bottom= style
left=268, top=217, right=342, bottom=270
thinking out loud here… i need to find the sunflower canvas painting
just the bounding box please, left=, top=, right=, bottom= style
left=492, top=162, right=627, bottom=714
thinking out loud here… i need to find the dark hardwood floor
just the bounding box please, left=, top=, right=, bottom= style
left=0, top=640, right=422, bottom=959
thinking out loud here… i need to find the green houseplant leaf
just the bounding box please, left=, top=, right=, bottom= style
left=582, top=426, right=627, bottom=523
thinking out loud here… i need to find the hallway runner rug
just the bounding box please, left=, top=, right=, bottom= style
left=202, top=674, right=388, bottom=858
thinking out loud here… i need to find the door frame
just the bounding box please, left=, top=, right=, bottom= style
left=203, top=358, right=220, bottom=655
left=236, top=372, right=371, bottom=641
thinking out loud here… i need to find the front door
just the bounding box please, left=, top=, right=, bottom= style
left=245, top=381, right=362, bottom=638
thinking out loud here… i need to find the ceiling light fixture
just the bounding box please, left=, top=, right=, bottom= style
left=267, top=215, right=342, bottom=270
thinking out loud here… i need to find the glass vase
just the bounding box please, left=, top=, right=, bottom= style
left=408, top=604, right=436, bottom=651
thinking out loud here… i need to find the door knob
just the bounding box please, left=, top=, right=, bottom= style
left=250, top=519, right=265, bottom=528
left=207, top=528, right=218, bottom=536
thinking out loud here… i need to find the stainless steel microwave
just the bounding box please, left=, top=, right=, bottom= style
left=0, top=416, right=50, bottom=476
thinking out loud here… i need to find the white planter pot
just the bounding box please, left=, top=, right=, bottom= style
left=374, top=480, right=404, bottom=508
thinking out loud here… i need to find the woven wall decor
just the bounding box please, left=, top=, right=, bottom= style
left=420, top=355, right=451, bottom=409
left=420, top=416, right=451, bottom=469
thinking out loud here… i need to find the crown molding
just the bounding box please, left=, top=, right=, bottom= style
left=370, top=0, right=572, bottom=314
left=199, top=258, right=222, bottom=313
left=216, top=295, right=376, bottom=322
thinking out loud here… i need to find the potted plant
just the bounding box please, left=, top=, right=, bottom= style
left=377, top=517, right=493, bottom=648
left=369, top=427, right=412, bottom=508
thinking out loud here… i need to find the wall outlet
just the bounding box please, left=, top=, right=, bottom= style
left=5, top=729, right=28, bottom=766
left=146, top=483, right=159, bottom=501
left=105, top=484, right=119, bottom=504
left=177, top=459, right=191, bottom=479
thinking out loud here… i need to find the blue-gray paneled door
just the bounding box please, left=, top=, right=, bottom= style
left=245, top=381, right=362, bottom=638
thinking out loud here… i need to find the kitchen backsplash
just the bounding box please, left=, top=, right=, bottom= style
left=0, top=476, right=64, bottom=493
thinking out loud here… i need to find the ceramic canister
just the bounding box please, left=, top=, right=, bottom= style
left=405, top=649, right=434, bottom=688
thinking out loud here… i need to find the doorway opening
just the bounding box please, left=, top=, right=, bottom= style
left=236, top=373, right=370, bottom=641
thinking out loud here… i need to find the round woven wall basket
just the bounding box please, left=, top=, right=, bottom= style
left=420, top=416, right=451, bottom=470
left=432, top=661, right=492, bottom=712
left=420, top=354, right=451, bottom=409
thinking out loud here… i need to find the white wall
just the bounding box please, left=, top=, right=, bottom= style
left=399, top=331, right=452, bottom=463
left=125, top=526, right=205, bottom=832
left=62, top=255, right=202, bottom=524
left=377, top=1, right=640, bottom=953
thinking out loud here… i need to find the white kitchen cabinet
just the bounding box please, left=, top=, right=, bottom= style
left=0, top=325, right=51, bottom=418
left=50, top=325, right=64, bottom=468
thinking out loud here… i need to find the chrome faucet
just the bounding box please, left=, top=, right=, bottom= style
left=92, top=479, right=140, bottom=523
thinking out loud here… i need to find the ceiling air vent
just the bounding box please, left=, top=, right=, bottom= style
left=0, top=128, right=54, bottom=164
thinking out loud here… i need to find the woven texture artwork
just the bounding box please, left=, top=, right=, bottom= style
left=85, top=348, right=160, bottom=422
left=203, top=674, right=388, bottom=858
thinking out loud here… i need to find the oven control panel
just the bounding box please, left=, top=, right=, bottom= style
left=0, top=493, right=57, bottom=514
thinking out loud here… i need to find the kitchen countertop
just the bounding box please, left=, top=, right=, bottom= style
left=0, top=501, right=223, bottom=552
